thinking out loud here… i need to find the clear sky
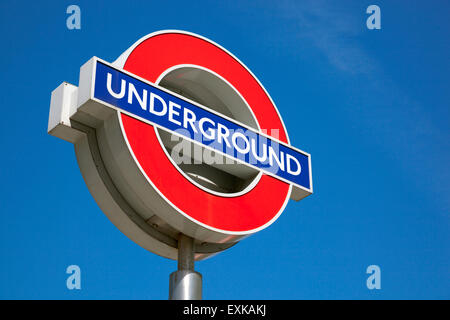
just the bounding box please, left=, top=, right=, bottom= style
left=0, top=0, right=448, bottom=299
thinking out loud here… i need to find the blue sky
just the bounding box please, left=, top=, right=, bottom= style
left=0, top=0, right=448, bottom=299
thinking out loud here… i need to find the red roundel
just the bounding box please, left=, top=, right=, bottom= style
left=119, top=31, right=291, bottom=233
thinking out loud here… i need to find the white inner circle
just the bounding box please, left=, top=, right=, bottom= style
left=154, top=65, right=261, bottom=196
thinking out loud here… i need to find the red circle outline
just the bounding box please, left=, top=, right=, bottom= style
left=121, top=32, right=290, bottom=232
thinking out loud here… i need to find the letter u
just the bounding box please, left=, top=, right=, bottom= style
left=106, top=72, right=126, bottom=99
left=251, top=137, right=267, bottom=163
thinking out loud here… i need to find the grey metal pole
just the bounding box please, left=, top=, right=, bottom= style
left=169, top=234, right=202, bottom=300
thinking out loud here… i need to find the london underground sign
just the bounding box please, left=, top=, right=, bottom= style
left=92, top=59, right=311, bottom=193
left=48, top=30, right=312, bottom=261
